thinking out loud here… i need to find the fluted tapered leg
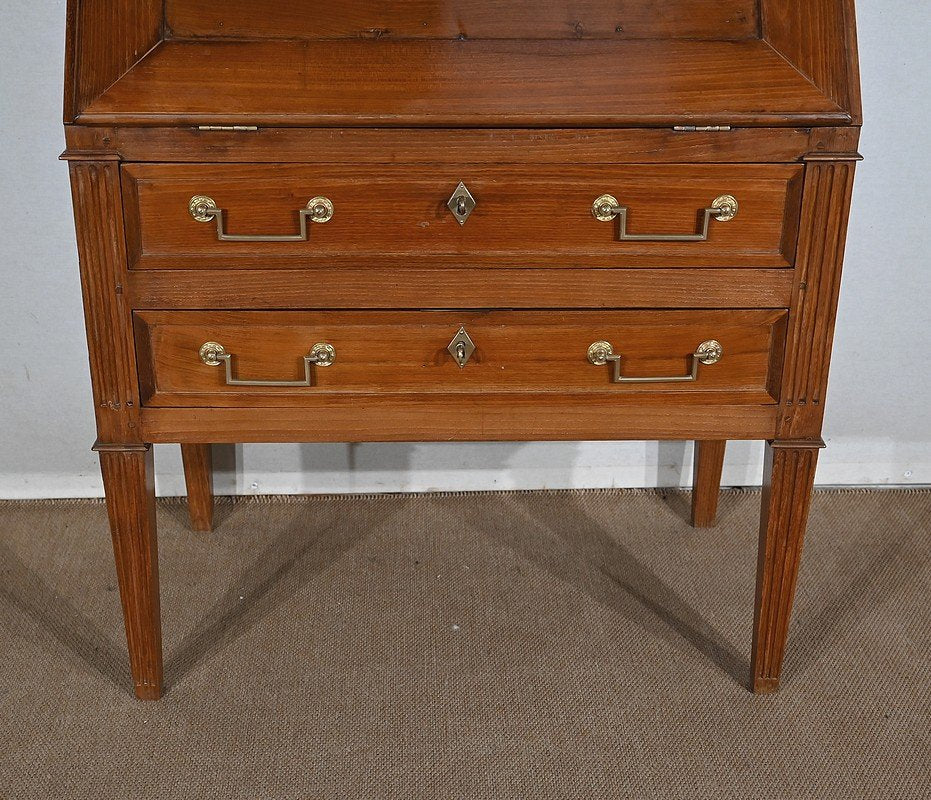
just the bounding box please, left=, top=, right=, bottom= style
left=99, top=445, right=163, bottom=700
left=691, top=440, right=726, bottom=528
left=751, top=440, right=822, bottom=693
left=181, top=443, right=214, bottom=532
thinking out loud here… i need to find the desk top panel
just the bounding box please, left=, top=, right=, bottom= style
left=79, top=38, right=847, bottom=128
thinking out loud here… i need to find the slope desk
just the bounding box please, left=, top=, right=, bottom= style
left=63, top=0, right=862, bottom=699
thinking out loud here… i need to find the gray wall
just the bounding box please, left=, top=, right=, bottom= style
left=1, top=1, right=928, bottom=498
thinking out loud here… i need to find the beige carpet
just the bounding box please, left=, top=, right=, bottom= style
left=1, top=489, right=929, bottom=799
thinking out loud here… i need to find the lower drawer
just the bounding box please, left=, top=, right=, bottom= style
left=134, top=310, right=787, bottom=407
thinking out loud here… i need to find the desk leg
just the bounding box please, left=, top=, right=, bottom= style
left=99, top=445, right=163, bottom=700
left=181, top=444, right=214, bottom=532
left=691, top=440, right=726, bottom=528
left=751, top=441, right=821, bottom=694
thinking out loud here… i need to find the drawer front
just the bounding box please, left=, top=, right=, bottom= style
left=135, top=310, right=786, bottom=407
left=123, top=164, right=802, bottom=270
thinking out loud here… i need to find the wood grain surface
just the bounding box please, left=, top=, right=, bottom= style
left=125, top=267, right=794, bottom=311
left=123, top=163, right=803, bottom=270
left=65, top=126, right=850, bottom=166
left=98, top=445, right=162, bottom=700
left=180, top=443, right=214, bottom=532
left=63, top=0, right=862, bottom=698
left=691, top=440, right=728, bottom=528
left=139, top=402, right=780, bottom=444
left=752, top=440, right=823, bottom=693
left=762, top=0, right=862, bottom=123
left=134, top=310, right=787, bottom=407
left=166, top=0, right=759, bottom=41
left=778, top=160, right=857, bottom=439
left=65, top=0, right=161, bottom=122
left=79, top=39, right=847, bottom=127
left=68, top=160, right=141, bottom=444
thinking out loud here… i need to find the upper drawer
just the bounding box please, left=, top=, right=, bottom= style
left=122, top=164, right=803, bottom=270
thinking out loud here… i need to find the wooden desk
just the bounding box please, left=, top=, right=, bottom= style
left=62, top=0, right=861, bottom=699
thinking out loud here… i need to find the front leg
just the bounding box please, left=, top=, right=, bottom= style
left=98, top=444, right=163, bottom=700
left=751, top=440, right=822, bottom=693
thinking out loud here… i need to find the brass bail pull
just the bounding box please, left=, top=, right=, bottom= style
left=189, top=195, right=334, bottom=242
left=588, top=340, right=723, bottom=384
left=199, top=342, right=336, bottom=387
left=592, top=194, right=738, bottom=242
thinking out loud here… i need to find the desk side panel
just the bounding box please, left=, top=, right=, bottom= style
left=65, top=0, right=163, bottom=122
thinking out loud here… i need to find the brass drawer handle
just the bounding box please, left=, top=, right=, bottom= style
left=592, top=194, right=738, bottom=242
left=587, top=339, right=723, bottom=383
left=189, top=195, right=334, bottom=242
left=199, top=341, right=335, bottom=387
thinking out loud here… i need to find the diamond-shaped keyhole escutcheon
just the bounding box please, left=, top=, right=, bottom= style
left=447, top=182, right=476, bottom=225
left=448, top=327, right=476, bottom=368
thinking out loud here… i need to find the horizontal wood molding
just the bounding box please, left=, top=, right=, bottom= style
left=125, top=268, right=793, bottom=310
left=65, top=126, right=841, bottom=165
left=167, top=0, right=759, bottom=41
left=92, top=441, right=151, bottom=453
left=771, top=438, right=826, bottom=449
left=140, top=402, right=778, bottom=444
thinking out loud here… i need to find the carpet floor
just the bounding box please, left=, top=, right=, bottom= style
left=0, top=488, right=929, bottom=799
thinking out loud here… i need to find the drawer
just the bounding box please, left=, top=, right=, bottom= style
left=134, top=310, right=787, bottom=408
left=122, top=164, right=803, bottom=270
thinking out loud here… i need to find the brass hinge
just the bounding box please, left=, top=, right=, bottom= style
left=197, top=125, right=259, bottom=132
left=673, top=125, right=733, bottom=132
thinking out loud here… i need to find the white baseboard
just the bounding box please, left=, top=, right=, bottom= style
left=1, top=445, right=927, bottom=500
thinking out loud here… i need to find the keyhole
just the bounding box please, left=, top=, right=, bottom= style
left=456, top=342, right=466, bottom=363
left=457, top=197, right=468, bottom=217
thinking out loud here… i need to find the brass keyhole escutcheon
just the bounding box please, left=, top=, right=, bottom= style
left=447, top=182, right=476, bottom=225
left=448, top=327, right=476, bottom=368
